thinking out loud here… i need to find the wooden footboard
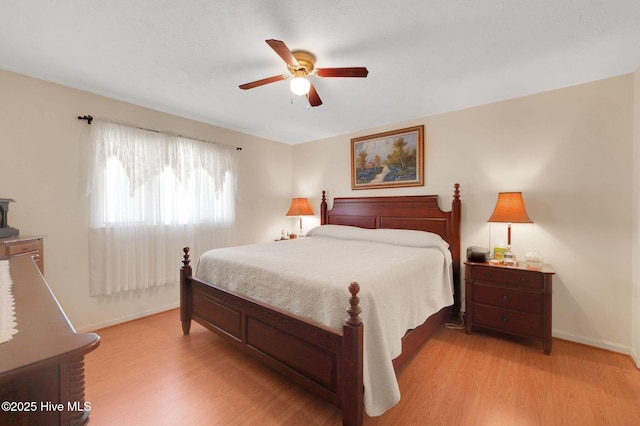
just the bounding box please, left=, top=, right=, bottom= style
left=180, top=248, right=364, bottom=425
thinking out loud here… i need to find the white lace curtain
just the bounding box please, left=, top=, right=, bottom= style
left=87, top=120, right=238, bottom=296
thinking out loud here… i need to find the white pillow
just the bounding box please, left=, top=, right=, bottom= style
left=306, top=224, right=449, bottom=249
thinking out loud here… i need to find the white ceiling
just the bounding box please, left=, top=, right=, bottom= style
left=1, top=1, right=640, bottom=145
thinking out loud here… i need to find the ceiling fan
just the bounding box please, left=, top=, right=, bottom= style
left=239, top=39, right=369, bottom=107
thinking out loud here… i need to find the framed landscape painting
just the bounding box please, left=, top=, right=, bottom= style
left=351, top=125, right=424, bottom=190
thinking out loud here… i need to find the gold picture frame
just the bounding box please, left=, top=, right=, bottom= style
left=351, top=125, right=424, bottom=190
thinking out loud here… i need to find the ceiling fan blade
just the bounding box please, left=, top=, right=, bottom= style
left=307, top=83, right=323, bottom=107
left=266, top=39, right=299, bottom=67
left=316, top=67, right=369, bottom=78
left=239, top=75, right=287, bottom=90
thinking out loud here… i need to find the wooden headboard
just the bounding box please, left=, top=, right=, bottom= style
left=320, top=183, right=462, bottom=316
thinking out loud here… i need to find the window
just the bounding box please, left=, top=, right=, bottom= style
left=87, top=120, right=237, bottom=296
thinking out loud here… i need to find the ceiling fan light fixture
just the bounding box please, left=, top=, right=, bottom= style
left=239, top=39, right=368, bottom=106
left=290, top=73, right=310, bottom=96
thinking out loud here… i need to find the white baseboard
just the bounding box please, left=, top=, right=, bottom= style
left=76, top=302, right=180, bottom=333
left=553, top=328, right=633, bottom=358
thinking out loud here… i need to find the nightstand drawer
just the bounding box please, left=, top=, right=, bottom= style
left=473, top=304, right=542, bottom=337
left=473, top=284, right=541, bottom=314
left=505, top=269, right=544, bottom=289
left=470, top=266, right=505, bottom=283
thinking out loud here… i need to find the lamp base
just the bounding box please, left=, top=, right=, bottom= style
left=298, top=216, right=304, bottom=237
left=503, top=246, right=517, bottom=267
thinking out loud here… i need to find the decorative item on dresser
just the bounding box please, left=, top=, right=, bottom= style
left=465, top=261, right=555, bottom=354
left=0, top=198, right=19, bottom=238
left=0, top=235, right=45, bottom=274
left=180, top=184, right=461, bottom=425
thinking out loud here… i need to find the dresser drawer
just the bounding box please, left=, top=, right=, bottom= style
left=473, top=283, right=541, bottom=314
left=472, top=304, right=542, bottom=337
left=470, top=265, right=505, bottom=283
left=6, top=241, right=40, bottom=255
left=505, top=269, right=544, bottom=289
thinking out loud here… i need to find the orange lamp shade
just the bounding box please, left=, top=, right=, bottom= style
left=487, top=192, right=533, bottom=224
left=286, top=198, right=315, bottom=217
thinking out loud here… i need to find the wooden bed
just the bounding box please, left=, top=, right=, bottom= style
left=180, top=184, right=461, bottom=425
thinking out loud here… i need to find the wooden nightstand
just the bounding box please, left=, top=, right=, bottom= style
left=465, top=261, right=554, bottom=354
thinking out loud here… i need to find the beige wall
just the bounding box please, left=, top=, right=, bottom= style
left=294, top=74, right=636, bottom=355
left=0, top=68, right=293, bottom=331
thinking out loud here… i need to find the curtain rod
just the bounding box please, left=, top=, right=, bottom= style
left=77, top=115, right=242, bottom=151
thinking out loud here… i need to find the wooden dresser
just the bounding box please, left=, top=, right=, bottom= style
left=0, top=236, right=44, bottom=274
left=465, top=261, right=555, bottom=354
left=0, top=255, right=99, bottom=425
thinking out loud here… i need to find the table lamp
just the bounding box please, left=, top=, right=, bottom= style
left=487, top=192, right=533, bottom=266
left=286, top=198, right=315, bottom=237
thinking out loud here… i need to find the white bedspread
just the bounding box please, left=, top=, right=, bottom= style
left=195, top=225, right=454, bottom=416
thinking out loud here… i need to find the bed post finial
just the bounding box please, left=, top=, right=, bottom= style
left=346, top=282, right=362, bottom=326
left=182, top=247, right=191, bottom=269
left=321, top=190, right=328, bottom=225
left=454, top=183, right=460, bottom=201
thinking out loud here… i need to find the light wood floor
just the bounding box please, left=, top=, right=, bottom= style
left=85, top=309, right=640, bottom=425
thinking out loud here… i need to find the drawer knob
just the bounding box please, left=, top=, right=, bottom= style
left=501, top=295, right=509, bottom=302
left=485, top=272, right=492, bottom=278
left=520, top=277, right=527, bottom=283
left=501, top=316, right=508, bottom=323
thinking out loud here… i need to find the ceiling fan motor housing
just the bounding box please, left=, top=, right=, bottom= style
left=289, top=51, right=316, bottom=76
